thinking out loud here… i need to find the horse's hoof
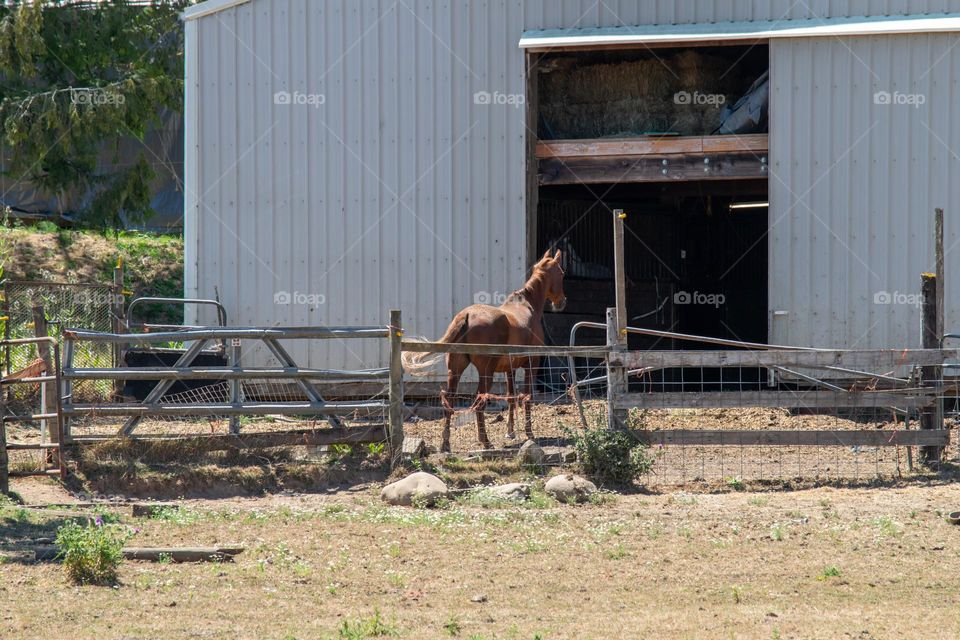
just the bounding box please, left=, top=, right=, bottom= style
left=505, top=432, right=517, bottom=440
left=479, top=441, right=493, bottom=450
left=440, top=442, right=451, bottom=454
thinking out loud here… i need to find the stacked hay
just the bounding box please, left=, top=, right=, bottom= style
left=538, top=50, right=756, bottom=139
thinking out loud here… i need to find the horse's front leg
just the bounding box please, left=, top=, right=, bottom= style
left=505, top=368, right=517, bottom=440
left=522, top=361, right=536, bottom=441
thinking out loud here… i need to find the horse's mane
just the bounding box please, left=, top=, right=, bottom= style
left=504, top=261, right=549, bottom=305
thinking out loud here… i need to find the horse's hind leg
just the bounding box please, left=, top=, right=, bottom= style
left=474, top=364, right=494, bottom=449
left=505, top=368, right=517, bottom=440
left=441, top=355, right=466, bottom=453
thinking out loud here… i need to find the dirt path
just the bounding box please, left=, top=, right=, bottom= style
left=3, top=479, right=959, bottom=639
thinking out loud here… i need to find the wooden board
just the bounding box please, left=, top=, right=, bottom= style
left=614, top=348, right=954, bottom=370
left=401, top=341, right=609, bottom=358
left=538, top=152, right=767, bottom=185
left=633, top=429, right=950, bottom=447
left=617, top=391, right=936, bottom=409
left=536, top=134, right=768, bottom=158
left=67, top=426, right=386, bottom=449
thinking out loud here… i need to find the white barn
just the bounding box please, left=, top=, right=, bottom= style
left=182, top=0, right=960, bottom=370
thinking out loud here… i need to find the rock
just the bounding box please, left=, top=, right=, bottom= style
left=380, top=472, right=448, bottom=507
left=541, top=445, right=577, bottom=464
left=470, top=593, right=488, bottom=603
left=484, top=483, right=530, bottom=501
left=400, top=436, right=427, bottom=459
left=518, top=439, right=544, bottom=464
left=544, top=474, right=597, bottom=504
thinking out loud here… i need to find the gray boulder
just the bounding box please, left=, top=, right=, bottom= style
left=518, top=440, right=544, bottom=464
left=484, top=482, right=531, bottom=501
left=544, top=474, right=597, bottom=503
left=380, top=471, right=448, bottom=507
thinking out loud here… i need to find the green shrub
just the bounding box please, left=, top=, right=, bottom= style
left=568, top=426, right=655, bottom=486
left=55, top=520, right=132, bottom=585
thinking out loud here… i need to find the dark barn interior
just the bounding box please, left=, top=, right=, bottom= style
left=530, top=43, right=771, bottom=354
left=537, top=180, right=769, bottom=350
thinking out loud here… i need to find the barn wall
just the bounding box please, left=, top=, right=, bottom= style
left=187, top=0, right=960, bottom=367
left=769, top=33, right=960, bottom=348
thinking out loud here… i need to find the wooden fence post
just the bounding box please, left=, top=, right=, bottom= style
left=0, top=415, right=8, bottom=494
left=388, top=309, right=404, bottom=466
left=112, top=261, right=125, bottom=396
left=606, top=208, right=629, bottom=431
left=31, top=306, right=56, bottom=450
left=612, top=209, right=628, bottom=339
left=606, top=307, right=628, bottom=430
left=920, top=273, right=942, bottom=466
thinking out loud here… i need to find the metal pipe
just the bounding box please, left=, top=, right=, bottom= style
left=61, top=367, right=391, bottom=381
left=62, top=401, right=388, bottom=417
left=64, top=326, right=391, bottom=343
left=126, top=297, right=228, bottom=331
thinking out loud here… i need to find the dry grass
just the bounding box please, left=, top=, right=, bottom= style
left=2, top=482, right=960, bottom=639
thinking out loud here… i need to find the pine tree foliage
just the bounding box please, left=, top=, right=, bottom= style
left=0, top=0, right=190, bottom=229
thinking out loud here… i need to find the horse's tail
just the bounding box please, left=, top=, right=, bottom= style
left=401, top=313, right=469, bottom=377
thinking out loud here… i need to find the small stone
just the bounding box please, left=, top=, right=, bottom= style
left=518, top=440, right=544, bottom=464
left=484, top=483, right=530, bottom=501
left=471, top=593, right=488, bottom=603
left=544, top=474, right=597, bottom=503
left=380, top=472, right=448, bottom=507
left=400, top=436, right=427, bottom=458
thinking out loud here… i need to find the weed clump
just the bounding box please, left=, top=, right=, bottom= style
left=56, top=518, right=132, bottom=585
left=568, top=426, right=654, bottom=486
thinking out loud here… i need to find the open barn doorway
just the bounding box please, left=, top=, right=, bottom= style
left=527, top=41, right=771, bottom=351
left=536, top=180, right=768, bottom=350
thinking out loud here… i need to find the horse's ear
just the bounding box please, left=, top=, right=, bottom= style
left=554, top=249, right=562, bottom=262
left=542, top=249, right=552, bottom=260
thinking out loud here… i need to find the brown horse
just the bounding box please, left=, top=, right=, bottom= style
left=402, top=250, right=566, bottom=451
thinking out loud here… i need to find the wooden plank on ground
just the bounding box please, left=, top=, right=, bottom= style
left=633, top=429, right=950, bottom=447
left=33, top=545, right=244, bottom=563
left=617, top=391, right=936, bottom=409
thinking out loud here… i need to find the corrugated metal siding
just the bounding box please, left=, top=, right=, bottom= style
left=188, top=0, right=960, bottom=367
left=769, top=33, right=960, bottom=347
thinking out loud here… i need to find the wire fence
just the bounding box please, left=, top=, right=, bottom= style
left=400, top=340, right=956, bottom=487
left=2, top=279, right=118, bottom=406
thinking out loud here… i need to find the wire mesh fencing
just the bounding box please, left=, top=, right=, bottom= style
left=399, top=340, right=955, bottom=487
left=611, top=347, right=952, bottom=487
left=2, top=279, right=119, bottom=405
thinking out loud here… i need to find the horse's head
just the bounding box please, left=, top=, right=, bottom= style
left=538, top=248, right=567, bottom=312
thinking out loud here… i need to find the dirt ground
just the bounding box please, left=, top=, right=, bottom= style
left=3, top=476, right=960, bottom=639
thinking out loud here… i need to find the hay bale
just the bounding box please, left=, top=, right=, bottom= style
left=538, top=49, right=757, bottom=138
